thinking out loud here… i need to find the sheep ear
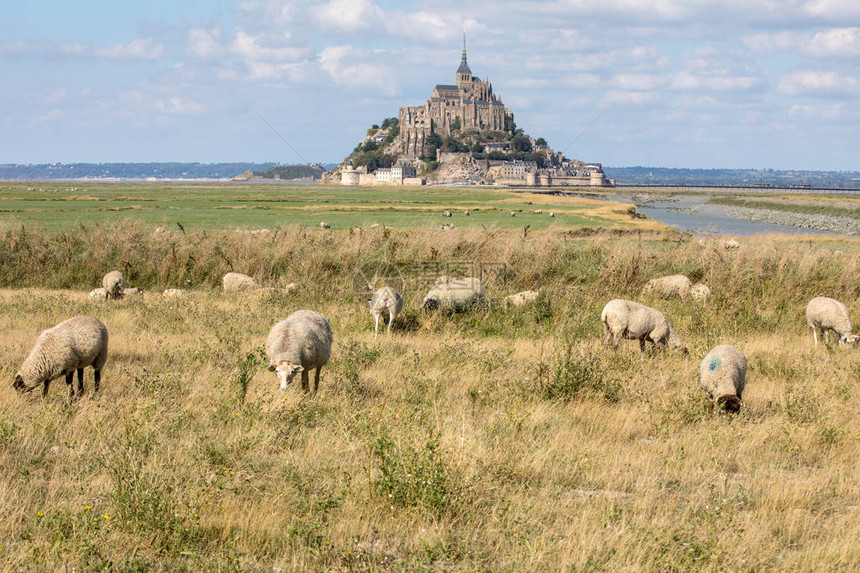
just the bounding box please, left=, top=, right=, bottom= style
left=267, top=364, right=276, bottom=372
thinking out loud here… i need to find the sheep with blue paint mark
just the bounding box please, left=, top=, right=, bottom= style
left=699, top=345, right=747, bottom=413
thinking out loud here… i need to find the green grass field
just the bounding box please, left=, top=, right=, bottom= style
left=0, top=182, right=654, bottom=233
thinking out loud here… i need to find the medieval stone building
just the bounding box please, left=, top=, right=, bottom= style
left=399, top=37, right=513, bottom=158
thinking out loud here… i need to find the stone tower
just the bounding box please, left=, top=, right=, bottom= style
left=455, top=32, right=472, bottom=89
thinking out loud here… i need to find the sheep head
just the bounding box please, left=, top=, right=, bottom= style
left=270, top=360, right=304, bottom=391
left=13, top=374, right=33, bottom=393
left=423, top=297, right=440, bottom=312
left=839, top=333, right=859, bottom=345
left=716, top=394, right=742, bottom=413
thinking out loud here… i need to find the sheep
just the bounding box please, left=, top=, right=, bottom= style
left=123, top=287, right=144, bottom=297
left=13, top=316, right=108, bottom=400
left=510, top=211, right=516, bottom=217
left=464, top=211, right=471, bottom=217
left=504, top=290, right=540, bottom=307
left=440, top=224, right=456, bottom=230
left=265, top=310, right=333, bottom=394
left=434, top=275, right=454, bottom=286
left=601, top=299, right=687, bottom=353
left=533, top=209, right=543, bottom=214
left=88, top=288, right=109, bottom=300
left=642, top=274, right=692, bottom=300
left=163, top=288, right=187, bottom=297
left=443, top=211, right=452, bottom=218
left=423, top=277, right=485, bottom=312
left=549, top=212, right=555, bottom=218
left=320, top=222, right=331, bottom=229
left=369, top=286, right=404, bottom=336
left=720, top=239, right=741, bottom=250
left=805, top=297, right=860, bottom=345
left=222, top=272, right=259, bottom=292
left=690, top=283, right=711, bottom=303
left=700, top=345, right=747, bottom=413
left=102, top=271, right=124, bottom=299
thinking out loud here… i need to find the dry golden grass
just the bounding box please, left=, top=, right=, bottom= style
left=1, top=227, right=860, bottom=571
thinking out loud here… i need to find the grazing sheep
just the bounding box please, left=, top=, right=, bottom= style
left=265, top=310, right=333, bottom=394
left=601, top=299, right=686, bottom=352
left=102, top=271, right=124, bottom=299
left=510, top=211, right=516, bottom=217
left=720, top=239, right=741, bottom=250
left=222, top=272, right=259, bottom=292
left=443, top=211, right=452, bottom=218
left=504, top=290, right=540, bottom=307
left=320, top=222, right=331, bottom=229
left=434, top=275, right=454, bottom=286
left=88, top=288, right=109, bottom=300
left=642, top=274, right=692, bottom=300
left=690, top=283, right=711, bottom=303
left=700, top=345, right=747, bottom=413
left=123, top=287, right=144, bottom=297
left=13, top=316, right=108, bottom=399
left=805, top=297, right=859, bottom=345
left=549, top=212, right=555, bottom=218
left=440, top=224, right=456, bottom=230
left=464, top=211, right=471, bottom=216
left=534, top=209, right=543, bottom=214
left=163, top=289, right=187, bottom=297
left=369, top=286, right=404, bottom=336
left=423, top=277, right=485, bottom=312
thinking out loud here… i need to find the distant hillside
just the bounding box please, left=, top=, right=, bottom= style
left=0, top=162, right=279, bottom=181
left=605, top=166, right=860, bottom=189
left=236, top=163, right=327, bottom=181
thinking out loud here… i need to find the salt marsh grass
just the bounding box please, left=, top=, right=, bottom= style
left=0, top=222, right=859, bottom=570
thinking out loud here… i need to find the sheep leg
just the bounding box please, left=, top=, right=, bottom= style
left=387, top=313, right=393, bottom=335
left=94, top=370, right=100, bottom=394
left=812, top=327, right=818, bottom=345
left=639, top=338, right=647, bottom=352
left=76, top=368, right=85, bottom=399
left=65, top=372, right=74, bottom=399
left=42, top=379, right=51, bottom=397
left=301, top=369, right=310, bottom=393
left=313, top=367, right=321, bottom=394
left=374, top=314, right=380, bottom=338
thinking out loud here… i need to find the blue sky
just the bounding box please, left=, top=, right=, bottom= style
left=2, top=0, right=860, bottom=169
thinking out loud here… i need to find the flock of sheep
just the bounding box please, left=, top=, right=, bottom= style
left=12, top=268, right=859, bottom=414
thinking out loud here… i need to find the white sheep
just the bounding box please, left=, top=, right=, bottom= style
left=88, top=288, right=109, bottom=300
left=123, top=287, right=144, bottom=297
left=700, top=345, right=747, bottom=413
left=642, top=274, right=692, bottom=299
left=504, top=290, right=540, bottom=307
left=265, top=310, right=333, bottom=394
left=13, top=316, right=108, bottom=399
left=549, top=212, right=555, bottom=218
left=369, top=286, right=404, bottom=336
left=434, top=275, right=454, bottom=286
left=102, top=271, right=124, bottom=299
left=440, top=224, right=456, bottom=230
left=320, top=222, right=331, bottom=229
left=163, top=288, right=187, bottom=297
left=423, top=277, right=485, bottom=312
left=443, top=211, right=452, bottom=218
left=222, top=272, right=259, bottom=292
left=690, top=283, right=711, bottom=303
left=601, top=299, right=686, bottom=352
left=805, top=296, right=859, bottom=345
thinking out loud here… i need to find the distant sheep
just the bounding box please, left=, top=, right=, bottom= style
left=265, top=310, right=333, bottom=394
left=601, top=299, right=686, bottom=352
left=222, top=272, right=259, bottom=292
left=369, top=286, right=404, bottom=336
left=443, top=211, right=452, bottom=218
left=549, top=212, right=555, bottom=218
left=88, top=288, right=109, bottom=300
left=163, top=289, right=187, bottom=297
left=533, top=209, right=543, bottom=214
left=102, top=271, right=124, bottom=299
left=440, top=224, right=456, bottom=230
left=642, top=274, right=692, bottom=299
left=13, top=316, right=108, bottom=399
left=505, top=290, right=540, bottom=307
left=423, top=277, right=485, bottom=312
left=721, top=239, right=741, bottom=250
left=690, top=283, right=711, bottom=303
left=123, top=287, right=144, bottom=297
left=700, top=345, right=747, bottom=413
left=320, top=222, right=331, bottom=229
left=510, top=211, right=516, bottom=217
left=805, top=297, right=859, bottom=345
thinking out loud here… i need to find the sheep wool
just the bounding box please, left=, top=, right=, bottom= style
left=102, top=271, right=124, bottom=299
left=265, top=310, right=333, bottom=394
left=369, top=286, right=404, bottom=337
left=601, top=299, right=686, bottom=352
left=642, top=274, right=692, bottom=299
left=700, top=345, right=747, bottom=412
left=222, top=272, right=259, bottom=292
left=423, top=277, right=485, bottom=312
left=805, top=296, right=859, bottom=345
left=14, top=316, right=108, bottom=399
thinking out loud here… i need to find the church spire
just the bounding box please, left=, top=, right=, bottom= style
left=456, top=30, right=472, bottom=83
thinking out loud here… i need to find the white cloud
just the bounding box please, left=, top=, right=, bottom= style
left=187, top=29, right=224, bottom=59
left=777, top=70, right=860, bottom=95
left=230, top=30, right=306, bottom=62
left=0, top=41, right=38, bottom=55
left=609, top=74, right=665, bottom=91
left=316, top=0, right=380, bottom=32
left=34, top=109, right=64, bottom=122
left=318, top=45, right=397, bottom=95
left=788, top=102, right=846, bottom=119
left=808, top=27, right=860, bottom=57
left=57, top=43, right=89, bottom=57
left=154, top=96, right=207, bottom=115
left=670, top=72, right=761, bottom=91
left=804, top=0, right=860, bottom=19
left=741, top=31, right=808, bottom=53
left=94, top=38, right=166, bottom=60
left=605, top=90, right=661, bottom=106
